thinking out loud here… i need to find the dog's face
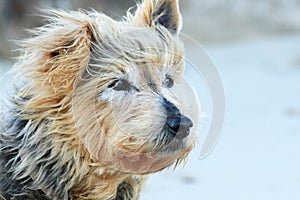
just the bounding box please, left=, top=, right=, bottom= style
left=18, top=0, right=199, bottom=174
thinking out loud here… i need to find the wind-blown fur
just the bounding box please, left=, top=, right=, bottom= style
left=0, top=0, right=197, bottom=199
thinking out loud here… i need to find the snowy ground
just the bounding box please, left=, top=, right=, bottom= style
left=1, top=34, right=300, bottom=199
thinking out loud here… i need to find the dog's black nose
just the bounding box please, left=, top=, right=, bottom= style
left=162, top=97, right=193, bottom=139
left=166, top=115, right=193, bottom=139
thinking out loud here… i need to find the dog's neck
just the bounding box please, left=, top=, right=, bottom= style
left=71, top=163, right=146, bottom=199
left=2, top=98, right=146, bottom=200
left=36, top=128, right=147, bottom=199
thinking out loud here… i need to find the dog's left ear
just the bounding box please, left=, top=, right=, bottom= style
left=16, top=10, right=98, bottom=94
left=130, top=0, right=182, bottom=34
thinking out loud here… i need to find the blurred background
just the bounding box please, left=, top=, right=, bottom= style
left=1, top=0, right=300, bottom=58
left=0, top=0, right=300, bottom=199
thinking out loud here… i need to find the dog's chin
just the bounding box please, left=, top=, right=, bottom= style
left=93, top=136, right=193, bottom=175
left=147, top=138, right=193, bottom=173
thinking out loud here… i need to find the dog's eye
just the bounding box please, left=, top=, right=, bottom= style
left=108, top=79, right=132, bottom=92
left=108, top=79, right=119, bottom=88
left=164, top=76, right=174, bottom=88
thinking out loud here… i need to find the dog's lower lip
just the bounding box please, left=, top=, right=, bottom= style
left=161, top=139, right=187, bottom=153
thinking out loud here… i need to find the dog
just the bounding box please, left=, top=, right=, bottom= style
left=0, top=0, right=199, bottom=199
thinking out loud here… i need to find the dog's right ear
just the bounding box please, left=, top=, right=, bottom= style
left=129, top=0, right=182, bottom=34
left=16, top=10, right=98, bottom=94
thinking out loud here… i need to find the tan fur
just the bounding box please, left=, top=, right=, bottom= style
left=1, top=0, right=197, bottom=199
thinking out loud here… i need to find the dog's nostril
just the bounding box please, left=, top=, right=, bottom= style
left=166, top=115, right=181, bottom=132
left=166, top=115, right=193, bottom=139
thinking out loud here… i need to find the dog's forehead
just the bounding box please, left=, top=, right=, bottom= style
left=91, top=19, right=185, bottom=82
left=120, top=28, right=183, bottom=70
left=95, top=19, right=184, bottom=62
left=123, top=62, right=166, bottom=85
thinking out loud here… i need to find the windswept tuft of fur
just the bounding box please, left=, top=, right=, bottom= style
left=0, top=0, right=197, bottom=199
left=127, top=0, right=183, bottom=33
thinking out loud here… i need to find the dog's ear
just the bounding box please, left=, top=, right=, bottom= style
left=16, top=10, right=98, bottom=94
left=130, top=0, right=182, bottom=34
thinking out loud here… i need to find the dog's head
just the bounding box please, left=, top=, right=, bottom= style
left=17, top=0, right=199, bottom=174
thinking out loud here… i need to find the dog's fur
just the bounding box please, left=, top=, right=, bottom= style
left=0, top=0, right=197, bottom=199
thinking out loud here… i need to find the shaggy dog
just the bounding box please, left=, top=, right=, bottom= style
left=0, top=0, right=199, bottom=199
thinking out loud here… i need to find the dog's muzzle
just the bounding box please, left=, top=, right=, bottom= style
left=162, top=98, right=193, bottom=139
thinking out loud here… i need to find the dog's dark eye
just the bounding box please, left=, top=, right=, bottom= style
left=108, top=79, right=119, bottom=88
left=108, top=79, right=132, bottom=92
left=164, top=76, right=174, bottom=88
